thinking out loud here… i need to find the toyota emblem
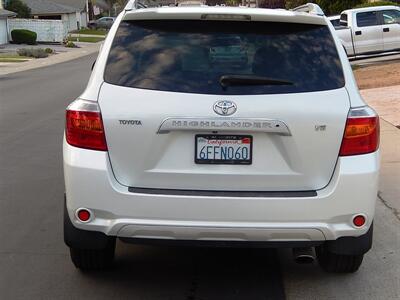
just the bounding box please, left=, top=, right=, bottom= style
left=213, top=100, right=237, bottom=116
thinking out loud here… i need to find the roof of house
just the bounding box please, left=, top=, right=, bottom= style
left=22, top=0, right=79, bottom=15
left=52, top=0, right=110, bottom=11
left=51, top=0, right=86, bottom=11
left=0, top=9, right=17, bottom=18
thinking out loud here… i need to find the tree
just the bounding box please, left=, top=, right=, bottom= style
left=5, top=0, right=31, bottom=18
left=102, top=0, right=127, bottom=15
left=259, top=0, right=285, bottom=8
left=285, top=0, right=308, bottom=9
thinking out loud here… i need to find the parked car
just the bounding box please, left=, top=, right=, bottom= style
left=64, top=2, right=379, bottom=273
left=335, top=6, right=400, bottom=56
left=88, top=17, right=116, bottom=29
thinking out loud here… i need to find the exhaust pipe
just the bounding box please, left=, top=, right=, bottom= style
left=293, top=247, right=315, bottom=264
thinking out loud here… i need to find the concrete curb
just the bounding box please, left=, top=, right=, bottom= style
left=0, top=43, right=100, bottom=76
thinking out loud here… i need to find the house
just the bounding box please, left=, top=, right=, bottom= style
left=21, top=0, right=87, bottom=31
left=0, top=1, right=16, bottom=44
left=51, top=0, right=89, bottom=24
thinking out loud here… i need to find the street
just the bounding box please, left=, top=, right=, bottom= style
left=0, top=54, right=399, bottom=299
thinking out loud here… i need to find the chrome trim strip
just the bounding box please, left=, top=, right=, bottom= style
left=157, top=117, right=291, bottom=135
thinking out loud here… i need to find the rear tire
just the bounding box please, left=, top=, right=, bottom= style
left=316, top=245, right=363, bottom=273
left=70, top=239, right=115, bottom=270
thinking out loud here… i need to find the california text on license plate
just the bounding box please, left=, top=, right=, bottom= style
left=195, top=135, right=252, bottom=165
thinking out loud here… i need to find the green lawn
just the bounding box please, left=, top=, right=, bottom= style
left=68, top=36, right=105, bottom=43
left=71, top=29, right=107, bottom=36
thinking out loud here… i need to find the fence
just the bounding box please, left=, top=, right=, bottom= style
left=8, top=19, right=68, bottom=43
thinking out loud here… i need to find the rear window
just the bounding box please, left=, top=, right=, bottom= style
left=330, top=18, right=341, bottom=27
left=104, top=20, right=345, bottom=95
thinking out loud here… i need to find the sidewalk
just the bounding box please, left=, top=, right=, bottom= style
left=69, top=34, right=106, bottom=38
left=361, top=85, right=400, bottom=127
left=0, top=42, right=100, bottom=76
left=361, top=85, right=399, bottom=216
left=379, top=120, right=400, bottom=220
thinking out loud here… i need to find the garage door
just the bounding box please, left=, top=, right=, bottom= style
left=0, top=19, right=8, bottom=44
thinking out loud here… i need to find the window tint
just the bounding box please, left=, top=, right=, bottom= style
left=330, top=18, right=341, bottom=27
left=357, top=11, right=379, bottom=27
left=105, top=21, right=344, bottom=95
left=382, top=10, right=400, bottom=24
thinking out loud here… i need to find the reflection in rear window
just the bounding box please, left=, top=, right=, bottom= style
left=104, top=20, right=344, bottom=95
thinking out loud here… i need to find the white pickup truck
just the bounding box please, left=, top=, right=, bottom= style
left=335, top=5, right=400, bottom=56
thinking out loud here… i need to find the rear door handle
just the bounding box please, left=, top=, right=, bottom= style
left=383, top=27, right=390, bottom=32
left=355, top=31, right=362, bottom=36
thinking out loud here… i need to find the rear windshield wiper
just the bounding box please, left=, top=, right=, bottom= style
left=219, top=75, right=294, bottom=88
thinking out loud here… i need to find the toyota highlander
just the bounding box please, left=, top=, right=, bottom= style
left=64, top=2, right=380, bottom=273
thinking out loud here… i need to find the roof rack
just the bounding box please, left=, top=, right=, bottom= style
left=125, top=0, right=149, bottom=10
left=125, top=0, right=135, bottom=10
left=125, top=0, right=177, bottom=10
left=291, top=3, right=324, bottom=16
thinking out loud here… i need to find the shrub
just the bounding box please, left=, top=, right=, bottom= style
left=17, top=48, right=49, bottom=59
left=11, top=29, right=37, bottom=45
left=65, top=41, right=77, bottom=48
left=45, top=48, right=54, bottom=54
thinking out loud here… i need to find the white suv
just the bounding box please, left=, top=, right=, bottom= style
left=64, top=2, right=380, bottom=272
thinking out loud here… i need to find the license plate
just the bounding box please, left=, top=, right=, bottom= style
left=195, top=135, right=252, bottom=165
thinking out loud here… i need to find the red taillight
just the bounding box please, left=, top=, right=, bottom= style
left=66, top=100, right=107, bottom=151
left=339, top=108, right=379, bottom=156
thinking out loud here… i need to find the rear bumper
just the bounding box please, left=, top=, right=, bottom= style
left=64, top=139, right=379, bottom=242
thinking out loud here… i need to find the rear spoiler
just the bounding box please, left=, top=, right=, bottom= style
left=291, top=3, right=324, bottom=16
left=125, top=0, right=325, bottom=15
left=122, top=0, right=326, bottom=25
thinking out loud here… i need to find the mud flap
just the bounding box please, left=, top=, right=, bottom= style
left=325, top=223, right=373, bottom=255
left=64, top=194, right=115, bottom=250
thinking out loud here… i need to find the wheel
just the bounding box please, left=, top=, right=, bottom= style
left=69, top=239, right=115, bottom=270
left=316, top=244, right=364, bottom=273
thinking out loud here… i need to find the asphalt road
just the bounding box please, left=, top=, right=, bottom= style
left=0, top=55, right=286, bottom=300
left=0, top=55, right=399, bottom=300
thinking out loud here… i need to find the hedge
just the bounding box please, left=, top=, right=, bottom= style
left=11, top=29, right=37, bottom=45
